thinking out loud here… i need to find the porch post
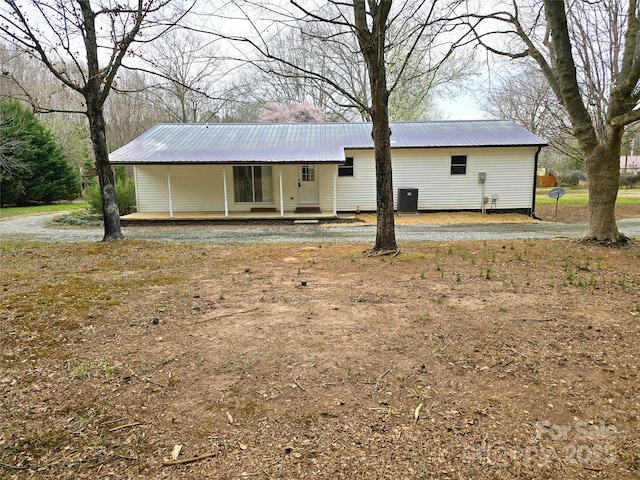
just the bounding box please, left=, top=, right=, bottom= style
left=279, top=165, right=284, bottom=217
left=333, top=165, right=337, bottom=216
left=133, top=166, right=140, bottom=212
left=223, top=166, right=229, bottom=218
left=166, top=166, right=174, bottom=219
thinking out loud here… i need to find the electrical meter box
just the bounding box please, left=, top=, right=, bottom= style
left=478, top=172, right=486, bottom=184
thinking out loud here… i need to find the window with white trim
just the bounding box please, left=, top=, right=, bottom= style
left=338, top=157, right=354, bottom=177
left=233, top=166, right=273, bottom=202
left=451, top=155, right=467, bottom=175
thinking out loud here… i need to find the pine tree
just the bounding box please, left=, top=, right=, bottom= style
left=0, top=99, right=80, bottom=206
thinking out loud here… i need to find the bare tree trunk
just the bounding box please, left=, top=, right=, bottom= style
left=543, top=0, right=628, bottom=244
left=87, top=101, right=123, bottom=241
left=0, top=0, right=177, bottom=241
left=80, top=0, right=123, bottom=242
left=354, top=0, right=397, bottom=253
left=370, top=77, right=397, bottom=252
left=584, top=147, right=623, bottom=243
left=467, top=0, right=640, bottom=245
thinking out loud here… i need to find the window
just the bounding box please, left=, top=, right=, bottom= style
left=338, top=157, right=354, bottom=177
left=451, top=155, right=467, bottom=175
left=301, top=165, right=316, bottom=182
left=233, top=166, right=273, bottom=203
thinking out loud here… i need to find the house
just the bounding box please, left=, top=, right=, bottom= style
left=108, top=120, right=547, bottom=220
left=620, top=155, right=640, bottom=174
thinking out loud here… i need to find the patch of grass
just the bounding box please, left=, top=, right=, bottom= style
left=565, top=269, right=574, bottom=284
left=536, top=188, right=640, bottom=205
left=0, top=202, right=89, bottom=218
left=398, top=252, right=435, bottom=262
left=66, top=358, right=92, bottom=380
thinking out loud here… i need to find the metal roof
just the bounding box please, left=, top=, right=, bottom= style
left=109, top=120, right=547, bottom=165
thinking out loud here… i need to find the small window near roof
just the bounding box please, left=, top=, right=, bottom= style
left=338, top=157, right=354, bottom=177
left=451, top=155, right=467, bottom=175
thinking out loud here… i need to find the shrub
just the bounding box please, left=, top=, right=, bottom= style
left=87, top=173, right=136, bottom=215
left=619, top=172, right=640, bottom=188
left=557, top=170, right=587, bottom=187
left=50, top=210, right=103, bottom=226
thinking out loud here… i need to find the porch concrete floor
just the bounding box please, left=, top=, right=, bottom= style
left=120, top=211, right=344, bottom=222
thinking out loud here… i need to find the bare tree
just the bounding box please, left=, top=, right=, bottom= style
left=199, top=0, right=465, bottom=253
left=0, top=0, right=188, bottom=241
left=104, top=70, right=171, bottom=150
left=258, top=102, right=327, bottom=122
left=465, top=0, right=640, bottom=243
left=482, top=61, right=579, bottom=174
left=229, top=11, right=474, bottom=123
left=216, top=27, right=368, bottom=122
left=136, top=29, right=228, bottom=123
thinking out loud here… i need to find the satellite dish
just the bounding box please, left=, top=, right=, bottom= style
left=547, top=187, right=566, bottom=215
left=548, top=187, right=566, bottom=199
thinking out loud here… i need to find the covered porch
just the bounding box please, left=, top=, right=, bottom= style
left=131, top=163, right=342, bottom=220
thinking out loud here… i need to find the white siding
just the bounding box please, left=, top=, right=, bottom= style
left=335, top=146, right=537, bottom=212
left=134, top=146, right=537, bottom=214
left=318, top=164, right=338, bottom=212
left=135, top=164, right=307, bottom=213
left=135, top=165, right=170, bottom=212
left=335, top=152, right=377, bottom=211
left=135, top=165, right=229, bottom=212
left=170, top=165, right=226, bottom=211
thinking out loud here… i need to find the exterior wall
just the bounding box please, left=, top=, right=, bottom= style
left=337, top=146, right=538, bottom=212
left=171, top=165, right=226, bottom=211
left=133, top=145, right=537, bottom=214
left=134, top=165, right=170, bottom=212
left=318, top=164, right=338, bottom=213
left=335, top=151, right=376, bottom=211
left=135, top=165, right=226, bottom=212
left=135, top=164, right=310, bottom=213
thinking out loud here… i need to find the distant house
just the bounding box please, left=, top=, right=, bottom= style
left=620, top=155, right=640, bottom=174
left=109, top=120, right=547, bottom=219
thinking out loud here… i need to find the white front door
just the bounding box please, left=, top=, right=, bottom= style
left=298, top=165, right=319, bottom=205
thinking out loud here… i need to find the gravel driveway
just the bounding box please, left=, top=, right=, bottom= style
left=2, top=212, right=640, bottom=243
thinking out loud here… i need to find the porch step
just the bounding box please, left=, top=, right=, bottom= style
left=294, top=206, right=321, bottom=213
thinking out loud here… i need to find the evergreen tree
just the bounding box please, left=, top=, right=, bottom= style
left=0, top=99, right=80, bottom=206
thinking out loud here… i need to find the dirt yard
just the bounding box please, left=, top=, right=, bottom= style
left=1, top=206, right=639, bottom=479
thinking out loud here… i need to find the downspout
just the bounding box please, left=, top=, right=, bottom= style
left=530, top=146, right=542, bottom=220
left=167, top=166, right=174, bottom=219
left=133, top=166, right=140, bottom=213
